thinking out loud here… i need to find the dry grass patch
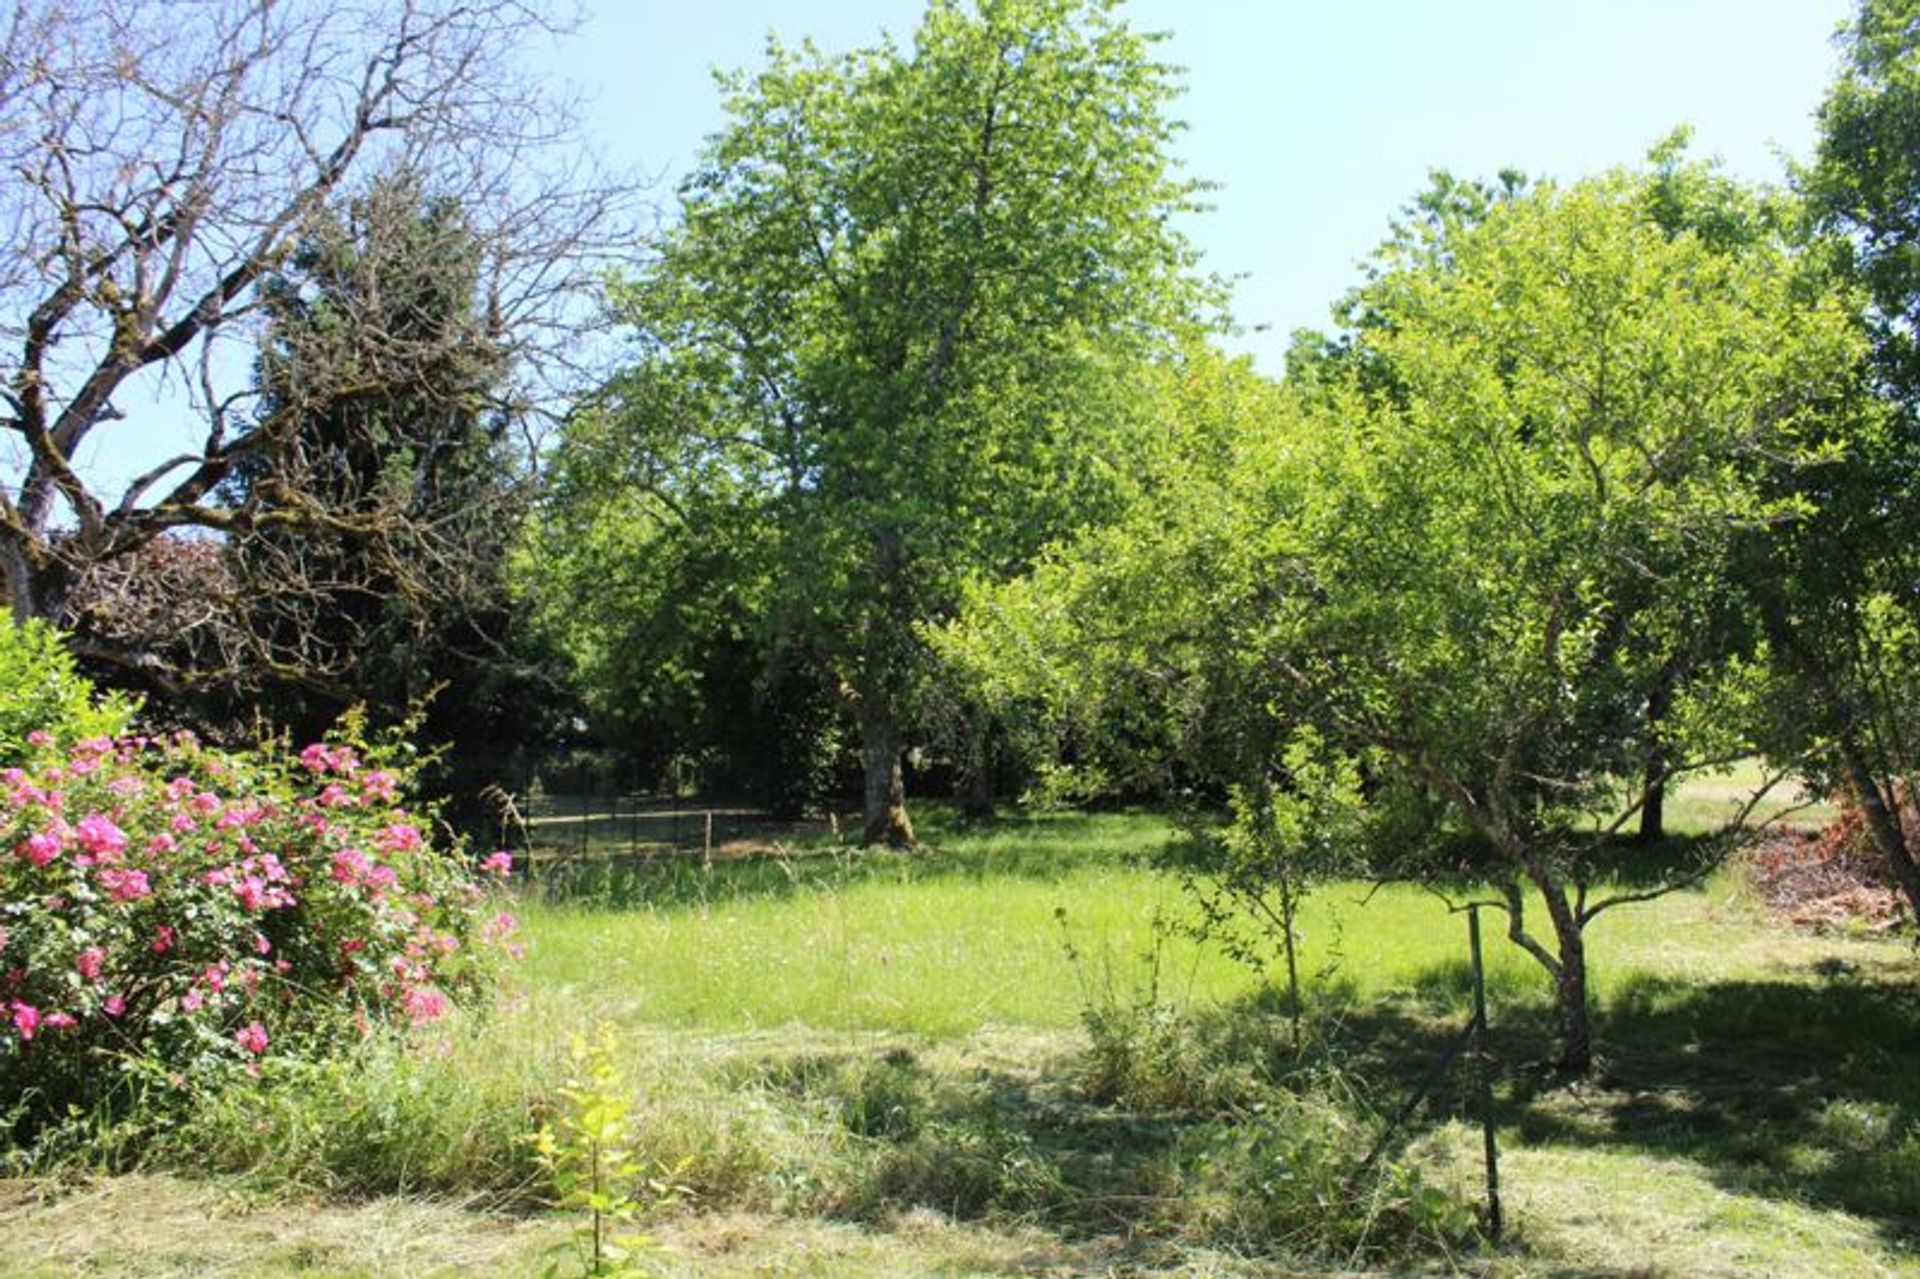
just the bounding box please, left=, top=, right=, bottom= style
left=0, top=1174, right=563, bottom=1278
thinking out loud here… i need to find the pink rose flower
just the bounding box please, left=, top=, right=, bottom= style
left=400, top=987, right=449, bottom=1022
left=20, top=830, right=60, bottom=867
left=234, top=876, right=269, bottom=911
left=75, top=813, right=128, bottom=858
left=376, top=823, right=423, bottom=855
left=100, top=867, right=152, bottom=901
left=75, top=947, right=105, bottom=982
left=234, top=1021, right=269, bottom=1055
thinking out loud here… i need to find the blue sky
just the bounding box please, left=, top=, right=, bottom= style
left=74, top=0, right=1854, bottom=494
left=544, top=0, right=1853, bottom=371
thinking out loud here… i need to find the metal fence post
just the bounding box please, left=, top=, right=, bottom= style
left=1468, top=905, right=1503, bottom=1242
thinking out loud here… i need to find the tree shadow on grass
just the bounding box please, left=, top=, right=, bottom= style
left=1344, top=953, right=1920, bottom=1248
left=738, top=1001, right=1682, bottom=1278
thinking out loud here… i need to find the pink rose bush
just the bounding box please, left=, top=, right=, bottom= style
left=0, top=728, right=513, bottom=1126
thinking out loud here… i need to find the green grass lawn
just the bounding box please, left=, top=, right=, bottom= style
left=1626, top=756, right=1838, bottom=835
left=4, top=800, right=1916, bottom=1279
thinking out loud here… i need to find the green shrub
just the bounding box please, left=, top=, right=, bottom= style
left=0, top=617, right=132, bottom=760
left=870, top=1114, right=1068, bottom=1219
left=1176, top=1096, right=1479, bottom=1262
left=0, top=722, right=516, bottom=1143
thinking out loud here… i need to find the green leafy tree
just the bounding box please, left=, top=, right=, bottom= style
left=1183, top=728, right=1365, bottom=1050
left=547, top=0, right=1207, bottom=844
left=1752, top=0, right=1920, bottom=922
left=1264, top=172, right=1861, bottom=1073
left=524, top=416, right=844, bottom=813
left=532, top=1022, right=672, bottom=1279
left=1809, top=0, right=1920, bottom=400
left=936, top=342, right=1293, bottom=804
left=951, top=168, right=1866, bottom=1074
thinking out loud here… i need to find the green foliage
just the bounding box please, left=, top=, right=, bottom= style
left=138, top=1026, right=548, bottom=1197
left=1248, top=167, right=1864, bottom=1070
left=536, top=0, right=1212, bottom=838
left=1057, top=907, right=1478, bottom=1259
left=0, top=617, right=133, bottom=761
left=0, top=720, right=512, bottom=1145
left=1057, top=905, right=1206, bottom=1111
left=531, top=1022, right=672, bottom=1279
left=1176, top=1097, right=1478, bottom=1263
left=1181, top=729, right=1365, bottom=1045
left=934, top=343, right=1295, bottom=798
left=1809, top=0, right=1920, bottom=398
left=1753, top=0, right=1920, bottom=922
left=949, top=159, right=1869, bottom=1072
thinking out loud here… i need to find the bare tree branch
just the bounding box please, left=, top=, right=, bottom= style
left=0, top=0, right=643, bottom=651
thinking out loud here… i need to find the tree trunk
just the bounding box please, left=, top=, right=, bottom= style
left=1279, top=882, right=1303, bottom=1051
left=1637, top=668, right=1675, bottom=843
left=1509, top=863, right=1594, bottom=1077
left=1543, top=921, right=1589, bottom=1067
left=859, top=708, right=915, bottom=848
left=1838, top=733, right=1920, bottom=925
left=0, top=535, right=63, bottom=627
left=1547, top=905, right=1592, bottom=1077
left=958, top=711, right=995, bottom=822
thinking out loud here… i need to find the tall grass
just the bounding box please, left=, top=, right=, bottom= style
left=517, top=824, right=1793, bottom=1041
left=25, top=804, right=1917, bottom=1278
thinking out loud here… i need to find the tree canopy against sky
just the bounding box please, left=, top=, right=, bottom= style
left=1746, top=0, right=1920, bottom=923
left=541, top=0, right=1210, bottom=843
left=0, top=0, right=630, bottom=673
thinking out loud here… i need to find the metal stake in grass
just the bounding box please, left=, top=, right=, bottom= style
left=1469, top=904, right=1503, bottom=1242
left=1356, top=902, right=1507, bottom=1246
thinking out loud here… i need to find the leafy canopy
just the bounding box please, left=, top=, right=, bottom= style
left=538, top=0, right=1212, bottom=829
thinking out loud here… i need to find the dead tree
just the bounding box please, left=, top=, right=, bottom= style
left=0, top=0, right=637, bottom=686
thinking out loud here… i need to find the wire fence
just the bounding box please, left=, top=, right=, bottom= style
left=494, top=788, right=837, bottom=870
